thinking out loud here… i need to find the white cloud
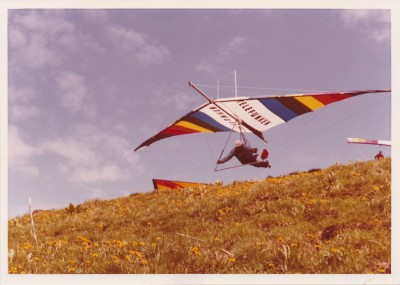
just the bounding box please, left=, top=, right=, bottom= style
left=41, top=137, right=99, bottom=167
left=9, top=25, right=27, bottom=49
left=56, top=71, right=96, bottom=117
left=133, top=45, right=170, bottom=65
left=56, top=34, right=80, bottom=53
left=218, top=35, right=247, bottom=58
left=9, top=86, right=40, bottom=121
left=87, top=187, right=107, bottom=200
left=196, top=62, right=219, bottom=75
left=86, top=186, right=131, bottom=201
left=40, top=124, right=142, bottom=184
left=24, top=33, right=63, bottom=68
left=8, top=126, right=42, bottom=177
left=13, top=10, right=75, bottom=36
left=113, top=123, right=129, bottom=135
left=150, top=84, right=197, bottom=112
left=10, top=105, right=40, bottom=121
left=339, top=10, right=390, bottom=43
left=9, top=10, right=105, bottom=69
left=82, top=10, right=109, bottom=23
left=105, top=24, right=170, bottom=66
left=196, top=35, right=248, bottom=75
left=8, top=86, right=35, bottom=104
left=70, top=165, right=124, bottom=184
left=8, top=123, right=139, bottom=186
left=9, top=10, right=73, bottom=69
left=105, top=24, right=146, bottom=50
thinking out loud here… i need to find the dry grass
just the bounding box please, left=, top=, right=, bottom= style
left=8, top=158, right=391, bottom=274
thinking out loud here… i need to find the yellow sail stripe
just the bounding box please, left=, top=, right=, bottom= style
left=157, top=184, right=174, bottom=190
left=295, top=96, right=325, bottom=111
left=176, top=120, right=213, bottom=133
left=156, top=181, right=204, bottom=191
left=177, top=182, right=203, bottom=188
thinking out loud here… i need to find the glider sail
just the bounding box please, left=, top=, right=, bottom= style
left=152, top=179, right=207, bottom=191
left=346, top=138, right=391, bottom=146
left=134, top=84, right=390, bottom=151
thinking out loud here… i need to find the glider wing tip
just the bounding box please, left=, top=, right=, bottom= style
left=133, top=145, right=145, bottom=152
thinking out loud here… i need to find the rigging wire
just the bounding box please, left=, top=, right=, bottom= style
left=268, top=95, right=390, bottom=155
left=269, top=110, right=323, bottom=154
left=140, top=144, right=210, bottom=170
left=205, top=136, right=216, bottom=169
left=137, top=76, right=389, bottom=172
left=215, top=71, right=237, bottom=84
left=197, top=84, right=330, bottom=95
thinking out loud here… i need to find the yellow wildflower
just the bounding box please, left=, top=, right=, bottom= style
left=23, top=243, right=33, bottom=250
left=191, top=246, right=202, bottom=255
left=112, top=255, right=120, bottom=263
left=228, top=257, right=236, bottom=263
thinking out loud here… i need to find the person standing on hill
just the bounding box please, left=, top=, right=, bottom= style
left=217, top=140, right=271, bottom=168
left=375, top=150, right=384, bottom=160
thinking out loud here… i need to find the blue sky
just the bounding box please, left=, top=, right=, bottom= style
left=6, top=8, right=392, bottom=219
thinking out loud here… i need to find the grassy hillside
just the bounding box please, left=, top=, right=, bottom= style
left=8, top=158, right=391, bottom=274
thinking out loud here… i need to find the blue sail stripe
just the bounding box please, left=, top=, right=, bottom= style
left=259, top=98, right=297, bottom=122
left=191, top=111, right=232, bottom=132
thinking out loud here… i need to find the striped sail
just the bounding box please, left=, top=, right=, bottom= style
left=346, top=138, right=391, bottom=146
left=134, top=89, right=390, bottom=151
left=152, top=179, right=207, bottom=191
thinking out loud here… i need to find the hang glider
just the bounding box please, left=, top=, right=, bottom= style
left=346, top=138, right=391, bottom=146
left=152, top=178, right=207, bottom=191
left=134, top=82, right=390, bottom=152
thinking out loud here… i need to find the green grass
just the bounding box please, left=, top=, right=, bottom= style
left=8, top=158, right=391, bottom=274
